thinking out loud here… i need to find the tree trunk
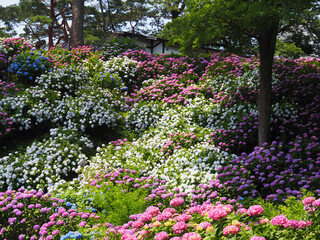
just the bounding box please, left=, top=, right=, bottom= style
left=257, top=22, right=278, bottom=146
left=71, top=0, right=84, bottom=48
left=48, top=0, right=55, bottom=48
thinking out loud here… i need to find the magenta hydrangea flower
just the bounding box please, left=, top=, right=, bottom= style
left=284, top=220, right=299, bottom=229
left=186, top=206, right=201, bottom=214
left=139, top=212, right=153, bottom=222
left=312, top=199, right=320, bottom=207
left=297, top=220, right=312, bottom=228
left=208, top=208, right=227, bottom=220
left=223, top=204, right=234, bottom=213
left=79, top=221, right=87, bottom=227
left=198, top=221, right=212, bottom=229
left=250, top=236, right=266, bottom=240
left=302, top=197, right=315, bottom=205
left=247, top=205, right=264, bottom=216
left=33, top=225, right=40, bottom=230
left=132, top=221, right=144, bottom=228
left=146, top=206, right=161, bottom=217
left=121, top=233, right=137, bottom=240
left=163, top=208, right=176, bottom=214
left=176, top=214, right=191, bottom=222
left=236, top=208, right=248, bottom=215
left=170, top=197, right=185, bottom=207
left=154, top=231, right=169, bottom=240
left=172, top=221, right=188, bottom=234
left=223, top=225, right=241, bottom=236
left=181, top=232, right=201, bottom=240
left=56, top=220, right=64, bottom=225
left=270, top=215, right=288, bottom=226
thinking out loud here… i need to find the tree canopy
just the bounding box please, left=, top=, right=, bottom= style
left=164, top=0, right=320, bottom=145
left=164, top=0, right=319, bottom=54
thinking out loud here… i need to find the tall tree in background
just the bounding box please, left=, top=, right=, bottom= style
left=71, top=0, right=84, bottom=47
left=0, top=0, right=72, bottom=48
left=283, top=10, right=320, bottom=56
left=97, top=0, right=124, bottom=33
left=152, top=0, right=185, bottom=20
left=164, top=0, right=319, bottom=146
left=122, top=0, right=153, bottom=34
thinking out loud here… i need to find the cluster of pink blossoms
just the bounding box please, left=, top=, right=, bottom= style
left=223, top=225, right=241, bottom=236
left=170, top=197, right=185, bottom=207
left=247, top=205, right=264, bottom=216
left=172, top=222, right=188, bottom=234
left=303, top=196, right=320, bottom=208
left=270, top=214, right=312, bottom=229
left=250, top=236, right=266, bottom=240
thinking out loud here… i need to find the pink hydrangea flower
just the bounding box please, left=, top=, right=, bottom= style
left=162, top=211, right=173, bottom=220
left=139, top=212, right=153, bottom=222
left=181, top=232, right=201, bottom=240
left=170, top=197, right=185, bottom=207
left=297, top=220, right=312, bottom=228
left=198, top=221, right=212, bottom=229
left=259, top=218, right=269, bottom=224
left=155, top=214, right=165, bottom=222
left=146, top=206, right=161, bottom=217
left=208, top=208, right=227, bottom=220
left=176, top=214, right=191, bottom=222
left=132, top=221, right=144, bottom=228
left=223, top=225, right=241, bottom=236
left=284, top=220, right=299, bottom=229
left=78, top=221, right=87, bottom=227
left=302, top=197, right=315, bottom=205
left=270, top=215, right=288, bottom=226
left=163, top=208, right=176, bottom=214
left=186, top=206, right=201, bottom=214
left=312, top=199, right=320, bottom=207
left=250, top=236, right=266, bottom=240
left=247, top=205, right=264, bottom=216
left=136, top=229, right=149, bottom=239
left=170, top=237, right=181, bottom=240
left=236, top=208, right=248, bottom=215
left=121, top=233, right=138, bottom=240
left=223, top=204, right=234, bottom=213
left=172, top=221, right=188, bottom=234
left=155, top=231, right=169, bottom=240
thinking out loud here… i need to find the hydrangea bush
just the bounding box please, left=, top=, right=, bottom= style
left=8, top=50, right=53, bottom=83
left=0, top=128, right=93, bottom=191
left=0, top=188, right=103, bottom=240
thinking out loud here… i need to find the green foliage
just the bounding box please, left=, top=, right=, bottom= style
left=164, top=0, right=319, bottom=55
left=51, top=170, right=158, bottom=226
left=90, top=180, right=149, bottom=225
left=275, top=40, right=304, bottom=59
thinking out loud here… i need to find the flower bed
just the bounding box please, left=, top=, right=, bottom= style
left=0, top=37, right=320, bottom=239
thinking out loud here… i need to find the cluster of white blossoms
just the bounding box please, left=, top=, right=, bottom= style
left=104, top=56, right=138, bottom=85
left=82, top=105, right=236, bottom=191
left=125, top=102, right=168, bottom=133
left=271, top=100, right=299, bottom=123
left=0, top=82, right=126, bottom=132
left=50, top=89, right=123, bottom=131
left=203, top=69, right=259, bottom=94
left=35, top=66, right=89, bottom=94
left=0, top=128, right=93, bottom=191
left=194, top=99, right=257, bottom=130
